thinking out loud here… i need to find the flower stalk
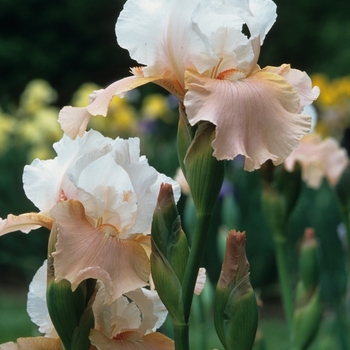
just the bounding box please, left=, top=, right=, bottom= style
left=260, top=163, right=302, bottom=332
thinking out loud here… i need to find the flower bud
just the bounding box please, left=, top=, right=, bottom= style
left=298, top=228, right=320, bottom=290
left=151, top=183, right=190, bottom=324
left=214, top=230, right=258, bottom=350
left=184, top=122, right=225, bottom=216
left=292, top=286, right=322, bottom=350
left=292, top=228, right=322, bottom=350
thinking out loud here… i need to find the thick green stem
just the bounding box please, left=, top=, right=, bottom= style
left=182, top=213, right=212, bottom=323
left=274, top=236, right=294, bottom=331
left=174, top=323, right=190, bottom=350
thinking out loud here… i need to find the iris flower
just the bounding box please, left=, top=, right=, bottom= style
left=0, top=261, right=173, bottom=350
left=284, top=133, right=349, bottom=189
left=0, top=130, right=180, bottom=302
left=59, top=0, right=319, bottom=171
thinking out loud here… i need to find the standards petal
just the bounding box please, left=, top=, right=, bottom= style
left=51, top=200, right=150, bottom=303
left=184, top=69, right=311, bottom=171
left=0, top=213, right=53, bottom=236
left=116, top=0, right=209, bottom=84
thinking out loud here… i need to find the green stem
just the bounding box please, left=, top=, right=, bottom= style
left=334, top=300, right=350, bottom=350
left=182, top=213, right=212, bottom=323
left=274, top=235, right=294, bottom=331
left=174, top=323, right=190, bottom=350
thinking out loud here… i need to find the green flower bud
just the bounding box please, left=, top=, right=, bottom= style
left=292, top=228, right=322, bottom=350
left=185, top=122, right=225, bottom=216
left=151, top=183, right=189, bottom=282
left=292, top=286, right=322, bottom=350
left=214, top=230, right=258, bottom=350
left=151, top=240, right=185, bottom=325
left=298, top=228, right=320, bottom=290
left=151, top=183, right=190, bottom=324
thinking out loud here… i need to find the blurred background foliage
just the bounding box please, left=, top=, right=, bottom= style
left=1, top=0, right=350, bottom=347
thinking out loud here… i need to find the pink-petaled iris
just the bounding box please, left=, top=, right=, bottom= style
left=284, top=133, right=349, bottom=189
left=0, top=130, right=180, bottom=303
left=59, top=0, right=319, bottom=171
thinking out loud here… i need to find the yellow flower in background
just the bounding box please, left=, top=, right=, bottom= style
left=19, top=79, right=58, bottom=115
left=312, top=74, right=350, bottom=108
left=17, top=106, right=63, bottom=161
left=311, top=74, right=350, bottom=140
left=141, top=94, right=170, bottom=121
left=71, top=82, right=101, bottom=107
left=0, top=80, right=63, bottom=162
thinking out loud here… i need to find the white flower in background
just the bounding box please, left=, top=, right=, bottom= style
left=59, top=0, right=319, bottom=171
left=0, top=130, right=180, bottom=303
left=284, top=133, right=349, bottom=189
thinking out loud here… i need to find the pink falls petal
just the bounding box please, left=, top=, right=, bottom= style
left=58, top=76, right=161, bottom=140
left=51, top=200, right=150, bottom=303
left=15, top=337, right=62, bottom=350
left=263, top=64, right=320, bottom=112
left=184, top=69, right=312, bottom=171
left=0, top=213, right=53, bottom=236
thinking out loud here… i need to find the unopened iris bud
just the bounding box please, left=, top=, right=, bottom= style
left=184, top=122, right=225, bottom=216
left=298, top=228, right=320, bottom=290
left=151, top=183, right=190, bottom=324
left=292, top=228, right=322, bottom=350
left=214, top=230, right=258, bottom=350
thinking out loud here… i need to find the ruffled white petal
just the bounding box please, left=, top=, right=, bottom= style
left=116, top=0, right=208, bottom=84
left=125, top=289, right=168, bottom=334
left=23, top=130, right=111, bottom=212
left=27, top=260, right=58, bottom=338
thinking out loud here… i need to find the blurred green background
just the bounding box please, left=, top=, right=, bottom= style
left=1, top=0, right=350, bottom=348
